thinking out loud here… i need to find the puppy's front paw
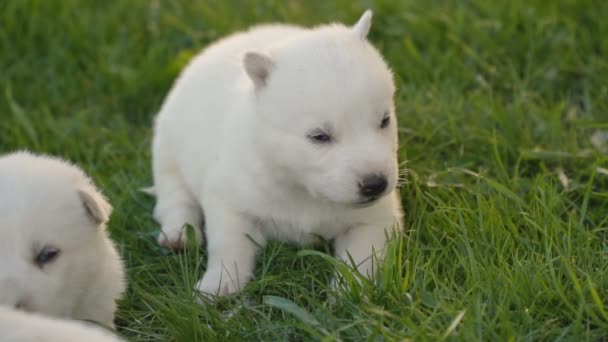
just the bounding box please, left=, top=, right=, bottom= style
left=158, top=224, right=201, bottom=251
left=195, top=267, right=250, bottom=299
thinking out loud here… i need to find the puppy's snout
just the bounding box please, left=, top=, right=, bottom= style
left=358, top=174, right=388, bottom=198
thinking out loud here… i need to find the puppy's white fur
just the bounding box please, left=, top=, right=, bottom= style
left=0, top=307, right=123, bottom=342
left=152, top=10, right=403, bottom=296
left=0, top=152, right=126, bottom=327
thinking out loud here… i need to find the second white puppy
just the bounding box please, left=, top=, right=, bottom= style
left=0, top=151, right=126, bottom=327
left=152, top=10, right=403, bottom=296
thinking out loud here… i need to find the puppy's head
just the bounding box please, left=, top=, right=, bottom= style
left=0, top=152, right=112, bottom=317
left=244, top=10, right=398, bottom=206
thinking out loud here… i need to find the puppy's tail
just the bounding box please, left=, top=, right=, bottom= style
left=139, top=186, right=156, bottom=197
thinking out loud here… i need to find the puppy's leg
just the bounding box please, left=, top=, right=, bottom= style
left=153, top=154, right=202, bottom=250
left=195, top=198, right=265, bottom=297
left=333, top=224, right=394, bottom=284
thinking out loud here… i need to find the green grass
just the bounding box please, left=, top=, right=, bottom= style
left=1, top=0, right=607, bottom=340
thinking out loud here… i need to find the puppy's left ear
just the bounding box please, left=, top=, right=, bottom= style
left=243, top=51, right=275, bottom=88
left=78, top=188, right=112, bottom=225
left=352, top=9, right=373, bottom=40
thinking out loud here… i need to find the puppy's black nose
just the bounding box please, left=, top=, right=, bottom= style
left=359, top=174, right=388, bottom=198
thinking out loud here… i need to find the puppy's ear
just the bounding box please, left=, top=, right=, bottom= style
left=243, top=51, right=274, bottom=88
left=78, top=188, right=112, bottom=225
left=352, top=9, right=373, bottom=40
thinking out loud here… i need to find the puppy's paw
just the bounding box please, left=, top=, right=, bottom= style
left=194, top=267, right=250, bottom=300
left=158, top=224, right=201, bottom=251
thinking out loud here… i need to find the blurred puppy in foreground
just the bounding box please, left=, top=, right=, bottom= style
left=0, top=151, right=126, bottom=327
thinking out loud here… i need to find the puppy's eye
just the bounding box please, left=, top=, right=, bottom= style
left=307, top=131, right=332, bottom=144
left=380, top=113, right=390, bottom=129
left=35, top=246, right=60, bottom=268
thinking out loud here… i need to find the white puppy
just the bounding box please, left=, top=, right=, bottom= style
left=0, top=152, right=126, bottom=327
left=152, top=10, right=403, bottom=296
left=0, top=307, right=123, bottom=342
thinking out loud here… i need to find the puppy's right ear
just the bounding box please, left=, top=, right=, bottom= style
left=78, top=188, right=112, bottom=225
left=243, top=51, right=274, bottom=88
left=352, top=9, right=373, bottom=40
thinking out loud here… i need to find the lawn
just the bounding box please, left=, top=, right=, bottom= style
left=1, top=0, right=607, bottom=340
